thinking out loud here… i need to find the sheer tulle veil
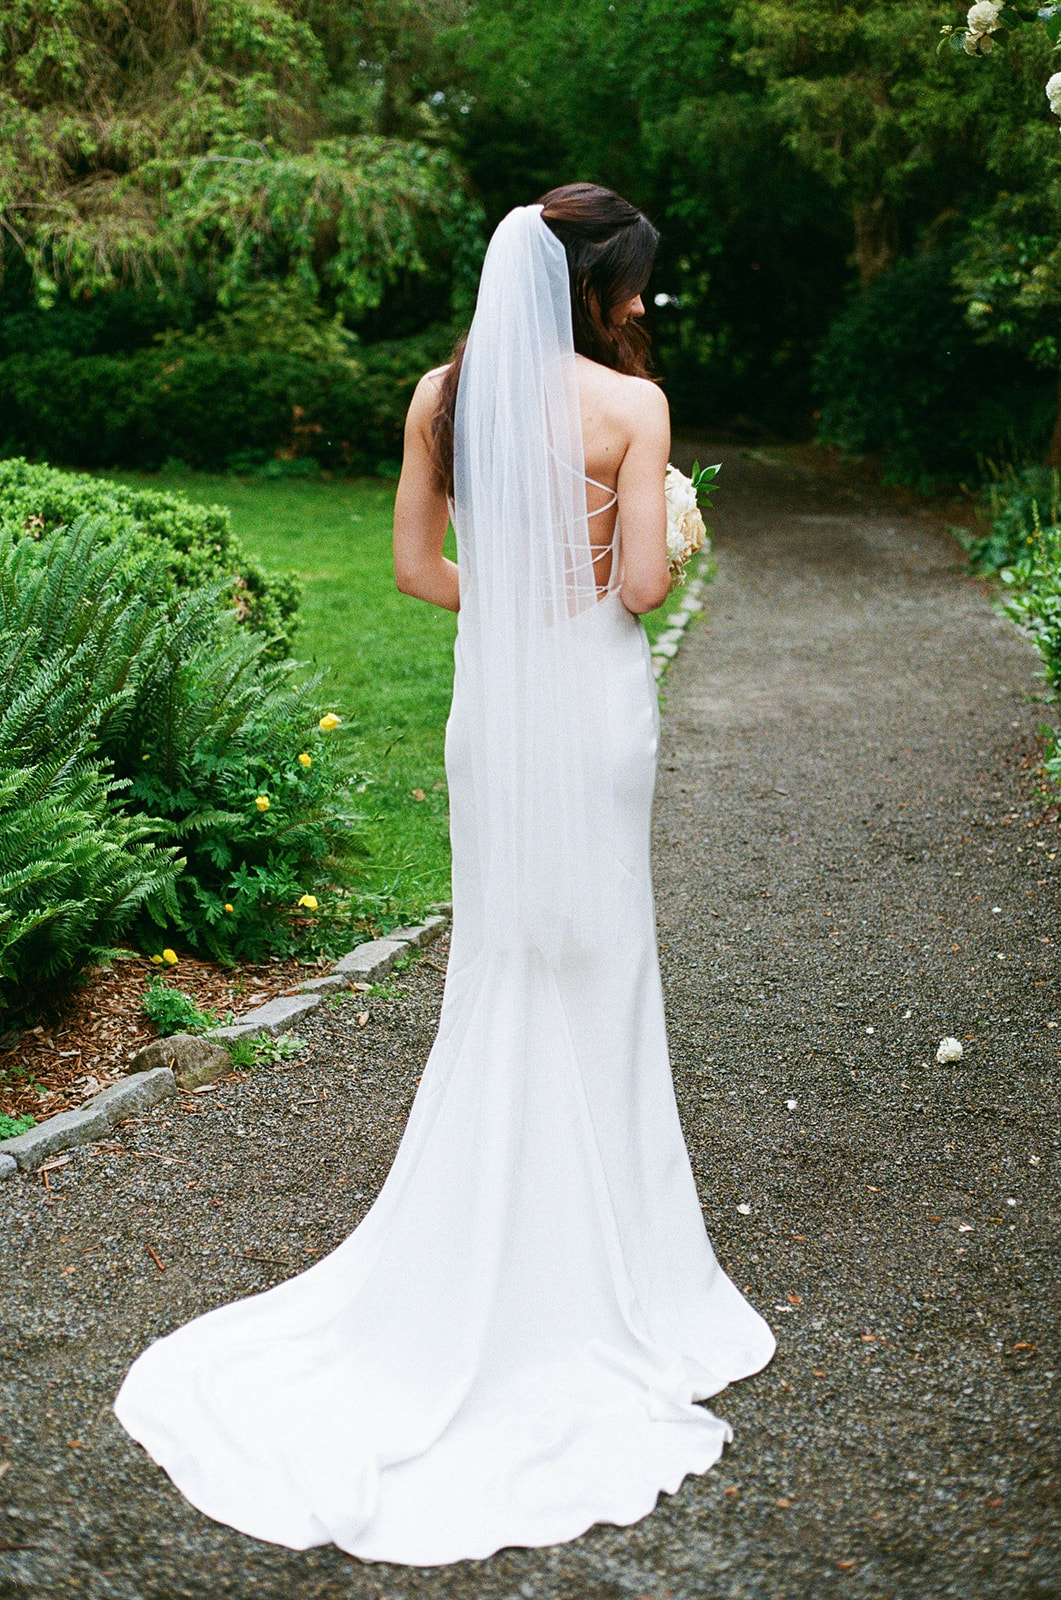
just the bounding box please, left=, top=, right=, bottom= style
left=453, top=203, right=618, bottom=961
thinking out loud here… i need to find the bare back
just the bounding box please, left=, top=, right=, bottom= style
left=394, top=351, right=671, bottom=617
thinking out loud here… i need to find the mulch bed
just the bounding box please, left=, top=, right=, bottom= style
left=0, top=951, right=329, bottom=1125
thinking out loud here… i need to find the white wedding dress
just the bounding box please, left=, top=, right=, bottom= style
left=114, top=207, right=775, bottom=1567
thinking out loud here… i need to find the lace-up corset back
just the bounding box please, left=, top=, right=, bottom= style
left=585, top=471, right=620, bottom=597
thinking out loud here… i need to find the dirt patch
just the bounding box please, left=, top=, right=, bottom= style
left=0, top=951, right=324, bottom=1124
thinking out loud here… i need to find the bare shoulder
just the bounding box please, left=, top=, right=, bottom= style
left=406, top=364, right=450, bottom=433
left=622, top=374, right=668, bottom=426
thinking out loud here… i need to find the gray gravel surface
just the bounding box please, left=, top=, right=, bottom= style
left=2, top=447, right=1059, bottom=1600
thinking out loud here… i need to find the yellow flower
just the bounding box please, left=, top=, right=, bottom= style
left=318, top=713, right=341, bottom=733
left=298, top=752, right=312, bottom=768
left=162, top=948, right=178, bottom=965
left=298, top=893, right=319, bottom=911
left=224, top=903, right=234, bottom=913
left=141, top=753, right=150, bottom=762
left=255, top=795, right=270, bottom=812
left=150, top=953, right=163, bottom=964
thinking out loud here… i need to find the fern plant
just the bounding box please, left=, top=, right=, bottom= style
left=0, top=749, right=179, bottom=1013
left=0, top=516, right=363, bottom=986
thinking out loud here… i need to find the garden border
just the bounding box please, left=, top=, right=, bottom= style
left=0, top=908, right=451, bottom=1180
left=650, top=561, right=710, bottom=680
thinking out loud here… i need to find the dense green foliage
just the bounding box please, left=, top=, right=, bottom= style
left=814, top=253, right=1055, bottom=487
left=2, top=1, right=1060, bottom=474
left=1002, top=522, right=1061, bottom=718
left=0, top=511, right=365, bottom=1008
left=0, top=1, right=481, bottom=314
left=956, top=467, right=1061, bottom=790
left=0, top=1112, right=36, bottom=1138
left=963, top=467, right=1061, bottom=572
left=107, top=467, right=460, bottom=915
left=0, top=456, right=299, bottom=648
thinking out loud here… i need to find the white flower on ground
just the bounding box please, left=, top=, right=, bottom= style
left=1047, top=72, right=1061, bottom=118
left=936, top=1036, right=964, bottom=1063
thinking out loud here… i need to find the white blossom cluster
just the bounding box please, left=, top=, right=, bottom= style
left=959, top=1, right=1061, bottom=138
left=962, top=0, right=1003, bottom=53
left=1047, top=70, right=1061, bottom=119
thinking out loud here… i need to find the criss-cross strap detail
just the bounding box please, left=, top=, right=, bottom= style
left=584, top=470, right=618, bottom=519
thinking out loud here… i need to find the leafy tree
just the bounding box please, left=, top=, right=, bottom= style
left=0, top=0, right=481, bottom=320
left=731, top=0, right=1048, bottom=285
left=935, top=5, right=1061, bottom=461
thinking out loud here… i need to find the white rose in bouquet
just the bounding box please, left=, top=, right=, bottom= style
left=664, top=461, right=717, bottom=590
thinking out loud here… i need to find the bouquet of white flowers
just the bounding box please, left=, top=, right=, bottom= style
left=664, top=460, right=718, bottom=590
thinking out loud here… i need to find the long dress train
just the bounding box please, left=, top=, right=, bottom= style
left=114, top=575, right=775, bottom=1565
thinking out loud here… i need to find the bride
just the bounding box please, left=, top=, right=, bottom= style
left=114, top=183, right=775, bottom=1567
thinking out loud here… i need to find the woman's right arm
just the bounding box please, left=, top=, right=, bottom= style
left=393, top=371, right=460, bottom=612
left=615, top=379, right=671, bottom=615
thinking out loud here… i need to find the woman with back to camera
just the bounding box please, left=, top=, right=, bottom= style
left=114, top=183, right=775, bottom=1565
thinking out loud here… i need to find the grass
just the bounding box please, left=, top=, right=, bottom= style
left=99, top=467, right=688, bottom=916
left=101, top=467, right=458, bottom=917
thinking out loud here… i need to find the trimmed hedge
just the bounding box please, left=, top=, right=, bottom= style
left=0, top=456, right=299, bottom=650
left=0, top=326, right=455, bottom=478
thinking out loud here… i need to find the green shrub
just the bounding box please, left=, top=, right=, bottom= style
left=1001, top=521, right=1061, bottom=697
left=813, top=252, right=1055, bottom=489
left=0, top=325, right=455, bottom=480
left=0, top=1112, right=36, bottom=1138
left=0, top=455, right=299, bottom=651
left=0, top=517, right=364, bottom=985
left=988, top=497, right=1061, bottom=790
left=139, top=979, right=220, bottom=1036
left=961, top=466, right=1061, bottom=573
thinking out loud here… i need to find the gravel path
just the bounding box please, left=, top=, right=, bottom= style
left=2, top=448, right=1059, bottom=1600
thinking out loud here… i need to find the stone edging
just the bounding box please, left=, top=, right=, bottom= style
left=0, top=908, right=451, bottom=1180
left=650, top=560, right=710, bottom=681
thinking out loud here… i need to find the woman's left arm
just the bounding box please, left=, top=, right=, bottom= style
left=393, top=371, right=460, bottom=612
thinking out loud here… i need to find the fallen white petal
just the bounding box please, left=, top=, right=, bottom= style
left=736, top=1202, right=752, bottom=1215
left=936, top=1036, right=964, bottom=1063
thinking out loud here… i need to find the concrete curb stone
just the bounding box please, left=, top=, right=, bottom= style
left=0, top=1066, right=176, bottom=1171
left=0, top=913, right=451, bottom=1180
left=209, top=993, right=323, bottom=1042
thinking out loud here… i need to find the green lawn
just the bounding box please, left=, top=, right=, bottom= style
left=101, top=467, right=684, bottom=918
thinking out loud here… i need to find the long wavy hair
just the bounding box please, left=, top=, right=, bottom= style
left=431, top=183, right=660, bottom=495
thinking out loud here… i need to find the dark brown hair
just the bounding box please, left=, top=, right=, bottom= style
left=431, top=183, right=660, bottom=494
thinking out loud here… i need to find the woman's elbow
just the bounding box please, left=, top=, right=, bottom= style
left=394, top=559, right=420, bottom=598
left=622, top=573, right=671, bottom=614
